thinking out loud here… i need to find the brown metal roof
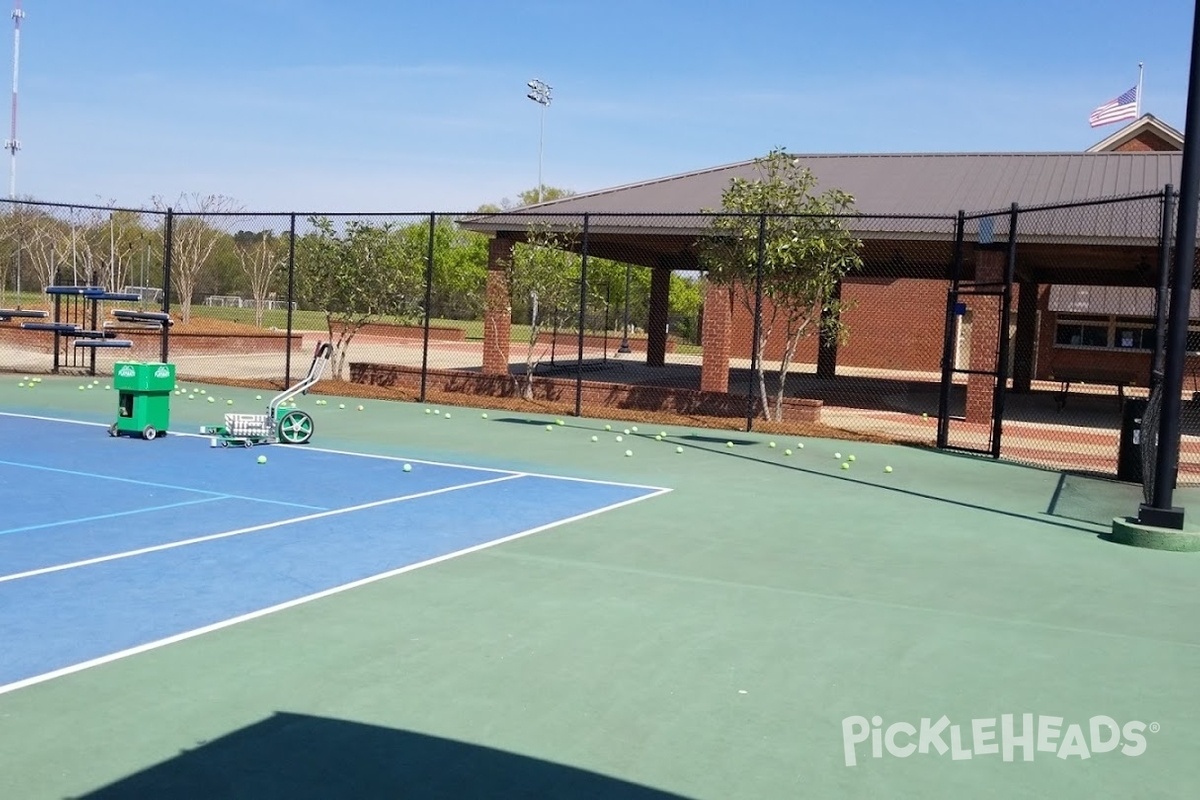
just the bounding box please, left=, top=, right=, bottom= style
left=462, top=152, right=1179, bottom=237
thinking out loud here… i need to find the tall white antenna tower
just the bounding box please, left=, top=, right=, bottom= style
left=5, top=0, right=22, bottom=199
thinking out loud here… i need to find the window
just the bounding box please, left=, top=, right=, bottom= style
left=1055, top=321, right=1108, bottom=347
left=1114, top=327, right=1154, bottom=350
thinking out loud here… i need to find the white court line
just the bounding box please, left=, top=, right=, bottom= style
left=0, top=473, right=524, bottom=585
left=0, top=486, right=671, bottom=697
left=0, top=410, right=672, bottom=492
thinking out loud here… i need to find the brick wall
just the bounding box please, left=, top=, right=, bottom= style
left=350, top=362, right=823, bottom=423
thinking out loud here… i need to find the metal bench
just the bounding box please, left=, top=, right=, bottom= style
left=1050, top=369, right=1140, bottom=411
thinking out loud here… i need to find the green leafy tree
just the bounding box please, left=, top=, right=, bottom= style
left=295, top=217, right=424, bottom=377
left=504, top=222, right=583, bottom=400
left=700, top=148, right=863, bottom=421
left=394, top=217, right=489, bottom=321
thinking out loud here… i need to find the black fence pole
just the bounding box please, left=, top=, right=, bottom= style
left=161, top=208, right=173, bottom=364
left=746, top=213, right=766, bottom=432
left=990, top=204, right=1019, bottom=459
left=1152, top=185, right=1176, bottom=389
left=1142, top=3, right=1200, bottom=530
left=285, top=213, right=296, bottom=388
left=576, top=213, right=589, bottom=417
left=937, top=211, right=966, bottom=449
left=419, top=212, right=435, bottom=404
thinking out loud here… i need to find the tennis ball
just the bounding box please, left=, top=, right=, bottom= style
left=834, top=452, right=842, bottom=459
left=784, top=449, right=792, bottom=456
left=660, top=431, right=667, bottom=438
left=481, top=412, right=488, bottom=419
left=358, top=405, right=365, bottom=411
left=188, top=394, right=195, bottom=400
left=105, top=384, right=111, bottom=390
left=199, top=390, right=206, bottom=395
left=922, top=412, right=929, bottom=419
left=797, top=442, right=804, bottom=449
left=848, top=455, right=855, bottom=462
left=631, top=426, right=638, bottom=433
left=425, top=408, right=431, bottom=414
left=339, top=403, right=346, bottom=409
left=17, top=382, right=24, bottom=387
left=207, top=396, right=215, bottom=403
left=22, top=375, right=29, bottom=380
left=546, top=425, right=553, bottom=431
left=769, top=441, right=776, bottom=448
left=257, top=455, right=267, bottom=464
left=625, top=449, right=633, bottom=457
left=676, top=446, right=683, bottom=453
left=884, top=466, right=893, bottom=473
left=226, top=399, right=234, bottom=405
left=604, top=424, right=612, bottom=431
left=255, top=395, right=262, bottom=400
left=615, top=435, right=623, bottom=442
left=726, top=441, right=734, bottom=448
left=434, top=409, right=441, bottom=415
left=590, top=435, right=598, bottom=442
left=654, top=435, right=662, bottom=441
left=402, top=463, right=412, bottom=472
left=623, top=428, right=631, bottom=435
left=173, top=389, right=180, bottom=395
left=841, top=462, right=850, bottom=470
left=556, top=419, right=564, bottom=426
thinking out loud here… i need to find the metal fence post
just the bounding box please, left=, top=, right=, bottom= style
left=1152, top=185, right=1176, bottom=388
left=576, top=213, right=590, bottom=417
left=285, top=213, right=296, bottom=388
left=161, top=208, right=173, bottom=364
left=937, top=211, right=965, bottom=449
left=746, top=213, right=766, bottom=431
left=419, top=212, right=435, bottom=403
left=991, top=204, right=1019, bottom=459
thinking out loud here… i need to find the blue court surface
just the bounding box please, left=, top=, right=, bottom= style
left=0, top=413, right=668, bottom=694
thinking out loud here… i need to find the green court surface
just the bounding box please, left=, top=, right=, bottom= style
left=1, top=375, right=1198, bottom=799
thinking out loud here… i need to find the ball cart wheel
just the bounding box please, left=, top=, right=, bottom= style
left=142, top=426, right=157, bottom=441
left=278, top=410, right=314, bottom=445
left=108, top=423, right=118, bottom=437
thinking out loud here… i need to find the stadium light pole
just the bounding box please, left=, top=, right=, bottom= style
left=526, top=79, right=551, bottom=203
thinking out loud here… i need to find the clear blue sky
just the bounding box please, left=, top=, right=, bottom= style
left=10, top=0, right=1197, bottom=211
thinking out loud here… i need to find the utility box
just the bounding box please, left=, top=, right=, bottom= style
left=110, top=361, right=176, bottom=440
left=1117, top=398, right=1147, bottom=483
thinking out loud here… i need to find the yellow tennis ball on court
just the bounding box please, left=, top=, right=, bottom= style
left=257, top=455, right=267, bottom=464
left=675, top=446, right=683, bottom=453
left=834, top=452, right=842, bottom=459
left=434, top=409, right=441, bottom=415
left=631, top=426, right=638, bottom=433
left=226, top=399, right=233, bottom=405
left=848, top=455, right=855, bottom=462
left=841, top=462, right=850, bottom=470
left=17, top=382, right=24, bottom=387
left=623, top=428, right=631, bottom=435
left=884, top=466, right=893, bottom=473
left=726, top=441, right=734, bottom=448
left=207, top=396, right=215, bottom=403
left=481, top=412, right=488, bottom=418
left=797, top=442, right=804, bottom=449
left=604, top=424, right=612, bottom=431
left=615, top=435, right=623, bottom=442
left=546, top=425, right=553, bottom=431
left=403, top=463, right=412, bottom=472
left=591, top=435, right=598, bottom=442
left=655, top=435, right=662, bottom=441
left=625, top=449, right=633, bottom=457
left=556, top=419, right=564, bottom=426
left=255, top=395, right=262, bottom=400
left=358, top=405, right=365, bottom=411
left=784, top=449, right=792, bottom=456
left=769, top=441, right=776, bottom=448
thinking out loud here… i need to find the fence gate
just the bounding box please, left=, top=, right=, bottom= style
left=937, top=209, right=1017, bottom=458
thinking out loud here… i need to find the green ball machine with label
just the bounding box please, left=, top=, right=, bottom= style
left=109, top=361, right=176, bottom=440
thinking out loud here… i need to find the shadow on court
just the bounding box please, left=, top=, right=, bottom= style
left=75, top=712, right=692, bottom=800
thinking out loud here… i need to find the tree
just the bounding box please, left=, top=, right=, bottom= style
left=234, top=230, right=288, bottom=326
left=476, top=186, right=575, bottom=213
left=699, top=148, right=863, bottom=421
left=295, top=217, right=424, bottom=378
left=503, top=222, right=584, bottom=400
left=152, top=193, right=241, bottom=324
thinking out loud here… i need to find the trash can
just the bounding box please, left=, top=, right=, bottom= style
left=1117, top=397, right=1148, bottom=483
left=109, top=361, right=176, bottom=440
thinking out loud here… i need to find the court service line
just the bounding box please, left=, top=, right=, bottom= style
left=0, top=496, right=229, bottom=537
left=0, top=485, right=669, bottom=697
left=0, top=473, right=525, bottom=585
left=0, top=458, right=326, bottom=511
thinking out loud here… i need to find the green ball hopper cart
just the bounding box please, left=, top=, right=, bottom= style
left=200, top=342, right=331, bottom=447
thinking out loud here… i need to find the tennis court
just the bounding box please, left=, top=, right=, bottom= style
left=1, top=376, right=1198, bottom=799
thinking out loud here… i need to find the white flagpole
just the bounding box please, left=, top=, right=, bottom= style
left=1137, top=61, right=1145, bottom=116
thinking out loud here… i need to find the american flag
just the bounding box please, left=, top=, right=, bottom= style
left=1089, top=86, right=1138, bottom=127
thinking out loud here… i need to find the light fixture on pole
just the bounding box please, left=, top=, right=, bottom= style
left=526, top=79, right=551, bottom=203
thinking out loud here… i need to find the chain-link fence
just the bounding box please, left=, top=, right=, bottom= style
left=4, top=193, right=1197, bottom=487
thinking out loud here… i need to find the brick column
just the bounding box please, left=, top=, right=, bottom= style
left=482, top=237, right=513, bottom=376
left=700, top=281, right=732, bottom=393
left=965, top=249, right=1005, bottom=424
left=646, top=265, right=671, bottom=367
